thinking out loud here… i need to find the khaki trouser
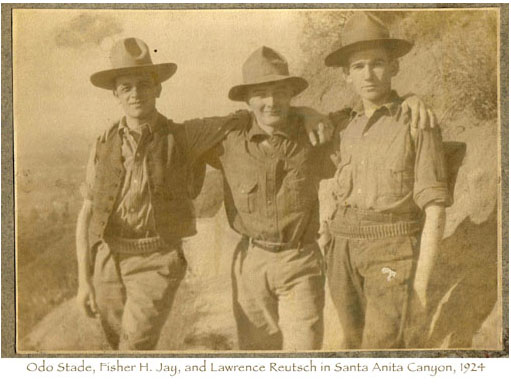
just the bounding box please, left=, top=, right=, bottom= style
left=93, top=242, right=186, bottom=350
left=232, top=238, right=325, bottom=351
left=326, top=233, right=423, bottom=349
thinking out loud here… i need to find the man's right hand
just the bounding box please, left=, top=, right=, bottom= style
left=76, top=281, right=98, bottom=318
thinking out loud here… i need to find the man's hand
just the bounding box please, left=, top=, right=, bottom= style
left=294, top=106, right=333, bottom=146
left=317, top=232, right=332, bottom=257
left=412, top=277, right=428, bottom=310
left=317, top=220, right=332, bottom=257
left=399, top=95, right=438, bottom=129
left=76, top=281, right=98, bottom=318
left=407, top=284, right=429, bottom=347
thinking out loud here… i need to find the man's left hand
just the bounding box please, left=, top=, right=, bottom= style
left=295, top=106, right=334, bottom=146
left=399, top=95, right=438, bottom=129
left=413, top=277, right=428, bottom=310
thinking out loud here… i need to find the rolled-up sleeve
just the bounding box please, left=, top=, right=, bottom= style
left=413, top=125, right=452, bottom=209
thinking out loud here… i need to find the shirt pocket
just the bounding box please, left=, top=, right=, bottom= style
left=378, top=158, right=414, bottom=198
left=285, top=177, right=314, bottom=212
left=234, top=179, right=258, bottom=214
left=334, top=155, right=353, bottom=201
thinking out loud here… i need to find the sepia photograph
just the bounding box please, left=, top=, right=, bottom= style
left=5, top=4, right=506, bottom=354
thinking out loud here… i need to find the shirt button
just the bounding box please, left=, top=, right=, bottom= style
left=129, top=208, right=135, bottom=213
left=267, top=200, right=272, bottom=205
left=357, top=188, right=362, bottom=194
left=363, top=132, right=368, bottom=137
left=361, top=160, right=365, bottom=166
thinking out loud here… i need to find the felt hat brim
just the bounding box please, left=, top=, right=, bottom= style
left=90, top=62, right=177, bottom=90
left=325, top=38, right=413, bottom=67
left=228, top=74, right=308, bottom=102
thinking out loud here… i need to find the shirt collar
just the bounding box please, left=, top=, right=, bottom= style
left=118, top=111, right=165, bottom=137
left=247, top=113, right=297, bottom=142
left=351, top=90, right=402, bottom=119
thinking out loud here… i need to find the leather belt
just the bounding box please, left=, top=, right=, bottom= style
left=329, top=221, right=421, bottom=239
left=104, top=235, right=174, bottom=255
left=243, top=236, right=305, bottom=253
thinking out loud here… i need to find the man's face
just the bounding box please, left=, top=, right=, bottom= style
left=246, top=82, right=293, bottom=128
left=346, top=47, right=398, bottom=104
left=113, top=72, right=161, bottom=119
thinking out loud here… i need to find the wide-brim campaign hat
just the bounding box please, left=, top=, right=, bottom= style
left=90, top=37, right=177, bottom=90
left=325, top=12, right=413, bottom=67
left=229, top=46, right=308, bottom=102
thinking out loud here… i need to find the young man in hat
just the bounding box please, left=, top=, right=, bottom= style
left=76, top=38, right=336, bottom=350
left=203, top=46, right=434, bottom=351
left=197, top=46, right=334, bottom=350
left=322, top=12, right=451, bottom=349
left=75, top=37, right=240, bottom=350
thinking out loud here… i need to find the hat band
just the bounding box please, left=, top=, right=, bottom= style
left=342, top=28, right=391, bottom=46
left=110, top=57, right=153, bottom=69
left=242, top=73, right=293, bottom=85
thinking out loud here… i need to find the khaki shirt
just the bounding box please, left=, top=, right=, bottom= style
left=332, top=92, right=451, bottom=215
left=206, top=113, right=336, bottom=245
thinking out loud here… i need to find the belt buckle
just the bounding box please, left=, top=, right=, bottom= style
left=251, top=239, right=282, bottom=253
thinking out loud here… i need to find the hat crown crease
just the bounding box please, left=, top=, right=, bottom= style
left=324, top=12, right=413, bottom=67
left=110, top=37, right=152, bottom=68
left=228, top=45, right=308, bottom=101
left=342, top=12, right=390, bottom=45
left=90, top=37, right=176, bottom=90
left=242, top=46, right=290, bottom=83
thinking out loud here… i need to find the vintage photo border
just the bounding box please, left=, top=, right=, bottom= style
left=1, top=2, right=508, bottom=358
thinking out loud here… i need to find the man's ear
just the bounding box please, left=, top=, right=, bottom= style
left=390, top=59, right=399, bottom=77
left=343, top=67, right=352, bottom=84
left=112, top=89, right=119, bottom=101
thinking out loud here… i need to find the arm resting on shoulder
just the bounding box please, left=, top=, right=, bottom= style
left=292, top=106, right=335, bottom=145
left=399, top=94, right=437, bottom=130
left=183, top=110, right=251, bottom=163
